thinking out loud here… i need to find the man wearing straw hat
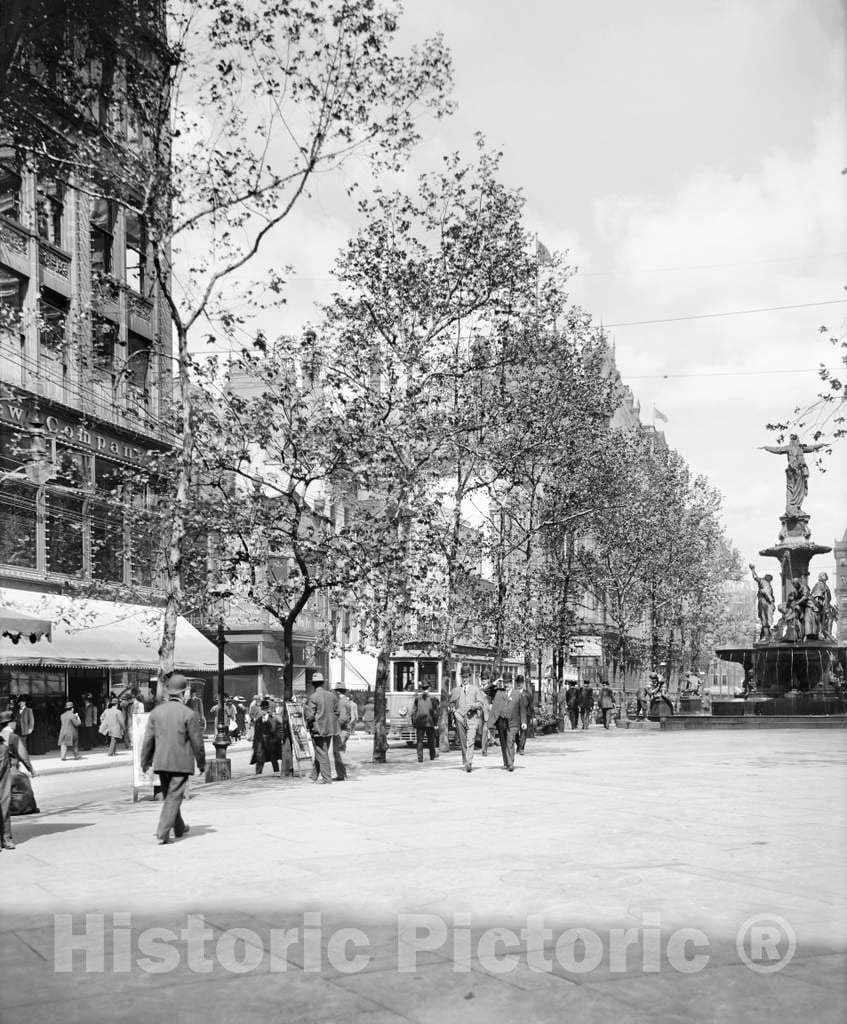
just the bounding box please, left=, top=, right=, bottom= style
left=140, top=673, right=206, bottom=845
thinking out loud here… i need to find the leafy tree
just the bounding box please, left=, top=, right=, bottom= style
left=3, top=0, right=454, bottom=682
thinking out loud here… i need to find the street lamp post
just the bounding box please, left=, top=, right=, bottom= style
left=205, top=606, right=232, bottom=782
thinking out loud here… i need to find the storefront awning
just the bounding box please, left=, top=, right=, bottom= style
left=329, top=650, right=379, bottom=691
left=0, top=605, right=53, bottom=643
left=0, top=588, right=235, bottom=673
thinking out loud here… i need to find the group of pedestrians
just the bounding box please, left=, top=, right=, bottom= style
left=558, top=680, right=617, bottom=729
left=303, top=672, right=356, bottom=784
left=445, top=669, right=533, bottom=773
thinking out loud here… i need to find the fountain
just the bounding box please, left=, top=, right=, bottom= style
left=714, top=435, right=846, bottom=718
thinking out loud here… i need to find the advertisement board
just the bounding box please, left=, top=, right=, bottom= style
left=569, top=636, right=603, bottom=659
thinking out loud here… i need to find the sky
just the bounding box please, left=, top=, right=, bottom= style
left=198, top=0, right=847, bottom=578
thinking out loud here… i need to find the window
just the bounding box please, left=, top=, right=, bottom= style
left=0, top=264, right=25, bottom=311
left=0, top=265, right=25, bottom=340
left=0, top=163, right=21, bottom=222
left=91, top=502, right=125, bottom=582
left=92, top=315, right=118, bottom=371
left=94, top=456, right=127, bottom=496
left=0, top=480, right=37, bottom=569
left=54, top=445, right=89, bottom=489
left=90, top=199, right=116, bottom=276
left=126, top=331, right=151, bottom=389
left=0, top=426, right=29, bottom=476
left=0, top=426, right=36, bottom=569
left=39, top=288, right=68, bottom=354
left=130, top=517, right=159, bottom=587
left=124, top=210, right=147, bottom=293
left=36, top=178, right=65, bottom=246
left=45, top=493, right=84, bottom=576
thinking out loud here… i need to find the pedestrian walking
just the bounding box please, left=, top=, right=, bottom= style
left=507, top=678, right=529, bottom=764
left=563, top=682, right=579, bottom=730
left=331, top=683, right=353, bottom=780
left=0, top=709, right=37, bottom=850
left=99, top=698, right=126, bottom=755
left=449, top=668, right=484, bottom=773
left=80, top=693, right=98, bottom=750
left=139, top=673, right=206, bottom=845
left=516, top=676, right=531, bottom=753
left=58, top=701, right=82, bottom=760
left=250, top=700, right=282, bottom=774
left=488, top=678, right=509, bottom=767
left=411, top=681, right=439, bottom=762
left=579, top=682, right=595, bottom=729
left=1, top=711, right=39, bottom=816
left=14, top=696, right=34, bottom=760
left=304, top=672, right=339, bottom=784
left=479, top=678, right=493, bottom=756
left=234, top=697, right=246, bottom=738
left=598, top=682, right=616, bottom=729
left=247, top=694, right=263, bottom=741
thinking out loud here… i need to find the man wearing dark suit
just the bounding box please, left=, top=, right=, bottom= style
left=304, top=672, right=339, bottom=784
left=502, top=678, right=528, bottom=770
left=488, top=680, right=509, bottom=767
left=515, top=676, right=531, bottom=754
left=140, top=673, right=206, bottom=845
left=579, top=683, right=595, bottom=729
left=564, top=683, right=579, bottom=730
left=598, top=682, right=616, bottom=729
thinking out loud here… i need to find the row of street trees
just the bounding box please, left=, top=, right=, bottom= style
left=4, top=1, right=743, bottom=755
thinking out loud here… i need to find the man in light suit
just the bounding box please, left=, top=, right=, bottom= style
left=304, top=672, right=338, bottom=784
left=140, top=673, right=206, bottom=845
left=449, top=668, right=484, bottom=773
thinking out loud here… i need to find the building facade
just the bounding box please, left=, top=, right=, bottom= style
left=0, top=4, right=222, bottom=749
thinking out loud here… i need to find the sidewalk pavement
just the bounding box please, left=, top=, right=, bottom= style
left=3, top=728, right=846, bottom=1024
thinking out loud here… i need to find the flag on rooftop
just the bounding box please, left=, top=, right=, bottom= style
left=536, top=239, right=553, bottom=266
left=653, top=405, right=668, bottom=423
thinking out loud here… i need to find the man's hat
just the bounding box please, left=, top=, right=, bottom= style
left=64, top=700, right=75, bottom=709
left=420, top=681, right=430, bottom=690
left=333, top=681, right=347, bottom=692
left=260, top=699, right=269, bottom=709
left=0, top=709, right=13, bottom=725
left=164, top=673, right=189, bottom=694
left=513, top=677, right=524, bottom=687
left=312, top=672, right=325, bottom=684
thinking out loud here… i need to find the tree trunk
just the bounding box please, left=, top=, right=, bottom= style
left=281, top=617, right=296, bottom=775
left=372, top=638, right=390, bottom=763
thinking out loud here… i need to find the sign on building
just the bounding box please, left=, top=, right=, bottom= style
left=569, top=636, right=603, bottom=659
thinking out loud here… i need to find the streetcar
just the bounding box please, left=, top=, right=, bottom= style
left=387, top=644, right=524, bottom=744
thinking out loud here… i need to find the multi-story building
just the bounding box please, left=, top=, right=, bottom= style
left=0, top=3, right=221, bottom=751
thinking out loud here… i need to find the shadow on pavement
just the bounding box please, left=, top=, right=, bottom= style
left=8, top=821, right=95, bottom=842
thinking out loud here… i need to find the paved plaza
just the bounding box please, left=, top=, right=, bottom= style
left=2, top=728, right=846, bottom=1023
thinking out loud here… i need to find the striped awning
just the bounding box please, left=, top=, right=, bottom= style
left=0, top=588, right=234, bottom=673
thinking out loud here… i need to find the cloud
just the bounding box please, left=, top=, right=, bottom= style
left=568, top=109, right=846, bottom=564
